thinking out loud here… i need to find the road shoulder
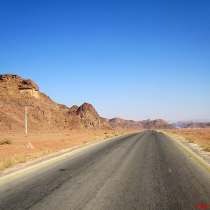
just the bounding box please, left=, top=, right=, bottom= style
left=163, top=132, right=210, bottom=173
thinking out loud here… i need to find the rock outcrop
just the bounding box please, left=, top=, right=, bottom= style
left=18, top=79, right=39, bottom=91
left=0, top=74, right=39, bottom=91
left=0, top=74, right=39, bottom=99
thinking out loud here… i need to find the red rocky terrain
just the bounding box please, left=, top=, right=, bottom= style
left=0, top=74, right=112, bottom=132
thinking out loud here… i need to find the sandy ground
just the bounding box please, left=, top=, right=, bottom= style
left=0, top=129, right=138, bottom=175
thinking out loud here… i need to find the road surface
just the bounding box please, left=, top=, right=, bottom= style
left=0, top=130, right=210, bottom=210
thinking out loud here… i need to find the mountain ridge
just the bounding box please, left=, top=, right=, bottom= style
left=184, top=122, right=210, bottom=129
left=171, top=119, right=210, bottom=128
left=101, top=117, right=174, bottom=130
left=0, top=74, right=175, bottom=132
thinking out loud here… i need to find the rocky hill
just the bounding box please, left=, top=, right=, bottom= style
left=0, top=74, right=112, bottom=132
left=184, top=122, right=210, bottom=129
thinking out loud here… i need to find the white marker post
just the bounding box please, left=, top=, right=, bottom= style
left=25, top=105, right=28, bottom=134
left=19, top=100, right=33, bottom=134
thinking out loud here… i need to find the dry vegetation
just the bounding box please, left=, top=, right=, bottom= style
left=166, top=129, right=210, bottom=152
left=0, top=130, right=140, bottom=173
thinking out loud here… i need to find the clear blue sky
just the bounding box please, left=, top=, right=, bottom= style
left=1, top=0, right=210, bottom=122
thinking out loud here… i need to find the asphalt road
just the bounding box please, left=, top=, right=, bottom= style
left=0, top=130, right=210, bottom=210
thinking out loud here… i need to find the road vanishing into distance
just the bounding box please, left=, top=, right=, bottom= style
left=0, top=130, right=210, bottom=210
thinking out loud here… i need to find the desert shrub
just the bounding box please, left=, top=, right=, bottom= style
left=0, top=157, right=17, bottom=172
left=186, top=137, right=195, bottom=143
left=0, top=139, right=12, bottom=145
left=203, top=145, right=210, bottom=152
left=0, top=155, right=28, bottom=172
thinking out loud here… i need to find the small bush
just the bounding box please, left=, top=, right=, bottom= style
left=0, top=155, right=28, bottom=172
left=186, top=137, right=195, bottom=143
left=0, top=139, right=12, bottom=145
left=0, top=157, right=16, bottom=171
left=104, top=135, right=110, bottom=139
left=203, top=146, right=210, bottom=152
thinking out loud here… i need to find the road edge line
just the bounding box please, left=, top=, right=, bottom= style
left=162, top=132, right=210, bottom=173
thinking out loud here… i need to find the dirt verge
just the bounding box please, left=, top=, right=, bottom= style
left=0, top=130, right=140, bottom=176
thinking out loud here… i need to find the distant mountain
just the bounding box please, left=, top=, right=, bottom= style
left=171, top=121, right=196, bottom=128
left=108, top=117, right=143, bottom=130
left=184, top=122, right=210, bottom=129
left=171, top=119, right=210, bottom=128
left=103, top=118, right=175, bottom=130
left=142, top=119, right=175, bottom=129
